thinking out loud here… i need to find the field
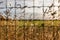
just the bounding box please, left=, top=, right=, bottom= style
left=0, top=20, right=60, bottom=40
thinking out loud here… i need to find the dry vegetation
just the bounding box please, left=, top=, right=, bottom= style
left=0, top=20, right=60, bottom=40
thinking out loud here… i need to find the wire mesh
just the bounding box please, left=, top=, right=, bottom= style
left=0, top=0, right=60, bottom=40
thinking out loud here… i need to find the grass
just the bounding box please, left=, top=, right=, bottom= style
left=0, top=20, right=60, bottom=40
left=0, top=20, right=60, bottom=27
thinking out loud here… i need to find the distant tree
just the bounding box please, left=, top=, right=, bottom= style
left=4, top=9, right=11, bottom=20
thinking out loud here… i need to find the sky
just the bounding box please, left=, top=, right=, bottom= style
left=0, top=0, right=59, bottom=20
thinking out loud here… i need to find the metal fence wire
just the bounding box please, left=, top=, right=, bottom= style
left=0, top=0, right=60, bottom=40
